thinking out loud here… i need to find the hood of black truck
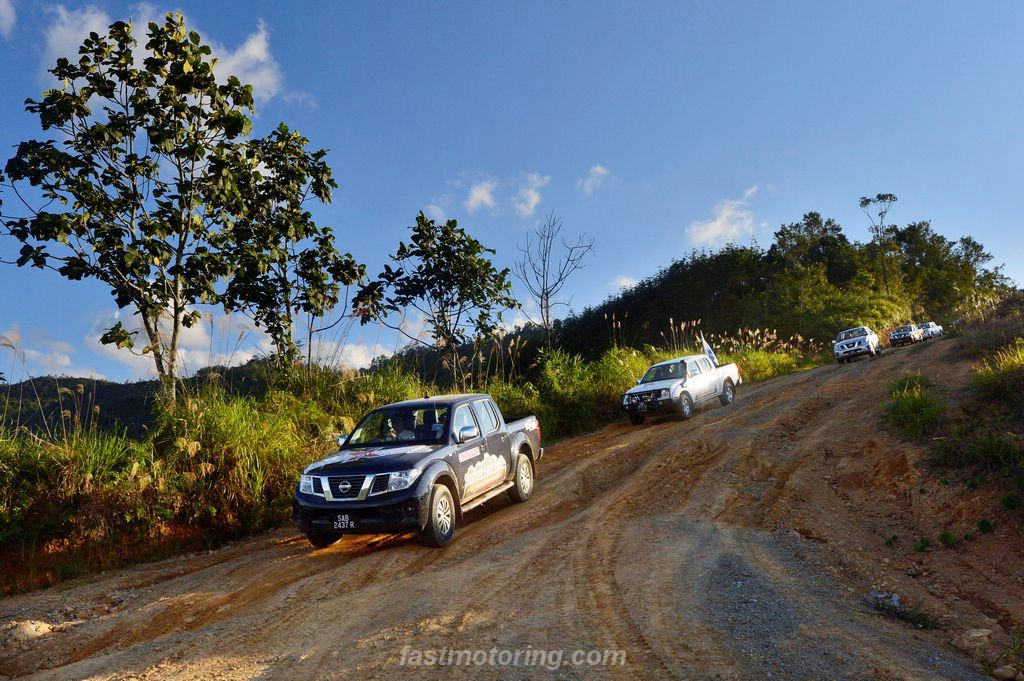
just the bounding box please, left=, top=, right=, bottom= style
left=303, top=443, right=446, bottom=475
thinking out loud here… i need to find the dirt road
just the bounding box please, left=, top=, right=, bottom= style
left=2, top=339, right=1021, bottom=680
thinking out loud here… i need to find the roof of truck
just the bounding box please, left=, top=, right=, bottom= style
left=386, top=393, right=489, bottom=409
left=650, top=354, right=705, bottom=367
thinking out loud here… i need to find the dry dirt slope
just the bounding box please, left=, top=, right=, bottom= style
left=1, top=339, right=1021, bottom=680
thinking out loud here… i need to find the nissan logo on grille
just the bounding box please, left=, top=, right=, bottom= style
left=337, top=480, right=352, bottom=493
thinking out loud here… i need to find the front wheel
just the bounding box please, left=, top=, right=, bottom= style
left=419, top=484, right=456, bottom=548
left=507, top=453, right=534, bottom=503
left=306, top=532, right=340, bottom=549
left=719, top=380, right=735, bottom=406
left=678, top=393, right=694, bottom=420
left=628, top=412, right=645, bottom=425
left=836, top=357, right=844, bottom=364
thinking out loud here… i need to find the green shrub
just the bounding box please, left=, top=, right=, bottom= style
left=1002, top=493, right=1021, bottom=510
left=914, top=537, right=930, bottom=552
left=890, top=373, right=932, bottom=394
left=887, top=377, right=946, bottom=438
left=934, top=428, right=1023, bottom=471
left=938, top=531, right=957, bottom=547
left=487, top=380, right=541, bottom=421
left=977, top=519, right=995, bottom=534
left=974, top=338, right=1024, bottom=409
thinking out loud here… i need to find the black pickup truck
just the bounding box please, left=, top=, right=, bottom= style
left=293, top=394, right=543, bottom=548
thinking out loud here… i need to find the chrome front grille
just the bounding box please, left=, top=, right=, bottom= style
left=327, top=475, right=365, bottom=499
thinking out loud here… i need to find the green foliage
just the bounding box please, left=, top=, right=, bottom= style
left=914, top=537, right=930, bottom=552
left=1002, top=493, right=1021, bottom=510
left=887, top=376, right=946, bottom=438
left=0, top=13, right=360, bottom=393
left=974, top=338, right=1024, bottom=410
left=977, top=518, right=995, bottom=534
left=356, top=212, right=519, bottom=388
left=721, top=349, right=801, bottom=382
left=218, top=124, right=364, bottom=367
left=555, top=204, right=1007, bottom=361
left=938, top=531, right=957, bottom=547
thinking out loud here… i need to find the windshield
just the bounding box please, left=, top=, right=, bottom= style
left=837, top=328, right=867, bottom=341
left=895, top=325, right=912, bottom=333
left=348, top=405, right=450, bottom=446
left=640, top=361, right=686, bottom=384
left=921, top=322, right=934, bottom=329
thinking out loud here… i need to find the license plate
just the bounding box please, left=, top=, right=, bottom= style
left=332, top=514, right=356, bottom=530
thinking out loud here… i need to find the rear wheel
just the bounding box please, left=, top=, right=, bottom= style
left=306, top=532, right=340, bottom=549
left=719, top=379, right=735, bottom=406
left=678, top=393, right=694, bottom=420
left=628, top=412, right=645, bottom=425
left=419, top=484, right=456, bottom=548
left=837, top=357, right=844, bottom=364
left=507, top=453, right=534, bottom=503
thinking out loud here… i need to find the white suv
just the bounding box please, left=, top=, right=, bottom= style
left=833, top=326, right=881, bottom=364
left=920, top=321, right=944, bottom=339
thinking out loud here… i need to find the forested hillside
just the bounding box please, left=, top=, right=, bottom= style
left=556, top=212, right=1009, bottom=358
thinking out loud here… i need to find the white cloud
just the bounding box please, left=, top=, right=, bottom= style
left=687, top=186, right=760, bottom=247
left=87, top=307, right=273, bottom=380
left=464, top=179, right=497, bottom=213
left=0, top=0, right=15, bottom=38
left=513, top=172, right=550, bottom=218
left=423, top=204, right=446, bottom=222
left=613, top=275, right=637, bottom=289
left=577, top=165, right=610, bottom=196
left=0, top=323, right=106, bottom=380
left=40, top=6, right=283, bottom=103
left=41, top=5, right=112, bottom=76
left=309, top=338, right=391, bottom=370
left=210, top=20, right=282, bottom=101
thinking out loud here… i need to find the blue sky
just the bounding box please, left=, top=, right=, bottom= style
left=1, top=1, right=1022, bottom=381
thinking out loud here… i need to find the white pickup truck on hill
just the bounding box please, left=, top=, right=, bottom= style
left=621, top=354, right=742, bottom=425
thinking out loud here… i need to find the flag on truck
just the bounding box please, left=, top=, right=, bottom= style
left=700, top=331, right=719, bottom=366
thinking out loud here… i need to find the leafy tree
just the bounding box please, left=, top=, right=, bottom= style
left=217, top=124, right=364, bottom=369
left=769, top=212, right=858, bottom=285
left=859, top=193, right=899, bottom=293
left=0, top=14, right=357, bottom=399
left=512, top=210, right=594, bottom=348
left=355, top=213, right=519, bottom=388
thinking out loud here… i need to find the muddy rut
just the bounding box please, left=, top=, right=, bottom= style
left=2, top=339, right=1021, bottom=680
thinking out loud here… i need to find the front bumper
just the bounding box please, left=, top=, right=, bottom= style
left=622, top=394, right=677, bottom=415
left=889, top=335, right=913, bottom=345
left=293, top=487, right=431, bottom=536
left=834, top=344, right=871, bottom=359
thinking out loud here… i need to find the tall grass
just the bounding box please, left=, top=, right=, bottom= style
left=1, top=322, right=824, bottom=593
left=886, top=374, right=946, bottom=438
left=974, top=338, right=1024, bottom=409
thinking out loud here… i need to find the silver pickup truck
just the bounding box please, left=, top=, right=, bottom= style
left=621, top=354, right=742, bottom=425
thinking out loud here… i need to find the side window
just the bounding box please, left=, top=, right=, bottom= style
left=452, top=405, right=478, bottom=437
left=687, top=361, right=701, bottom=377
left=700, top=357, right=713, bottom=372
left=472, top=400, right=498, bottom=433
left=486, top=400, right=502, bottom=429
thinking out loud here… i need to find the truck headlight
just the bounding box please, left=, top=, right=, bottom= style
left=658, top=389, right=670, bottom=399
left=299, top=475, right=315, bottom=494
left=388, top=469, right=422, bottom=492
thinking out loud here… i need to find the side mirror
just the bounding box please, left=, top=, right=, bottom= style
left=458, top=425, right=479, bottom=443
left=336, top=433, right=348, bottom=447
left=636, top=378, right=642, bottom=385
